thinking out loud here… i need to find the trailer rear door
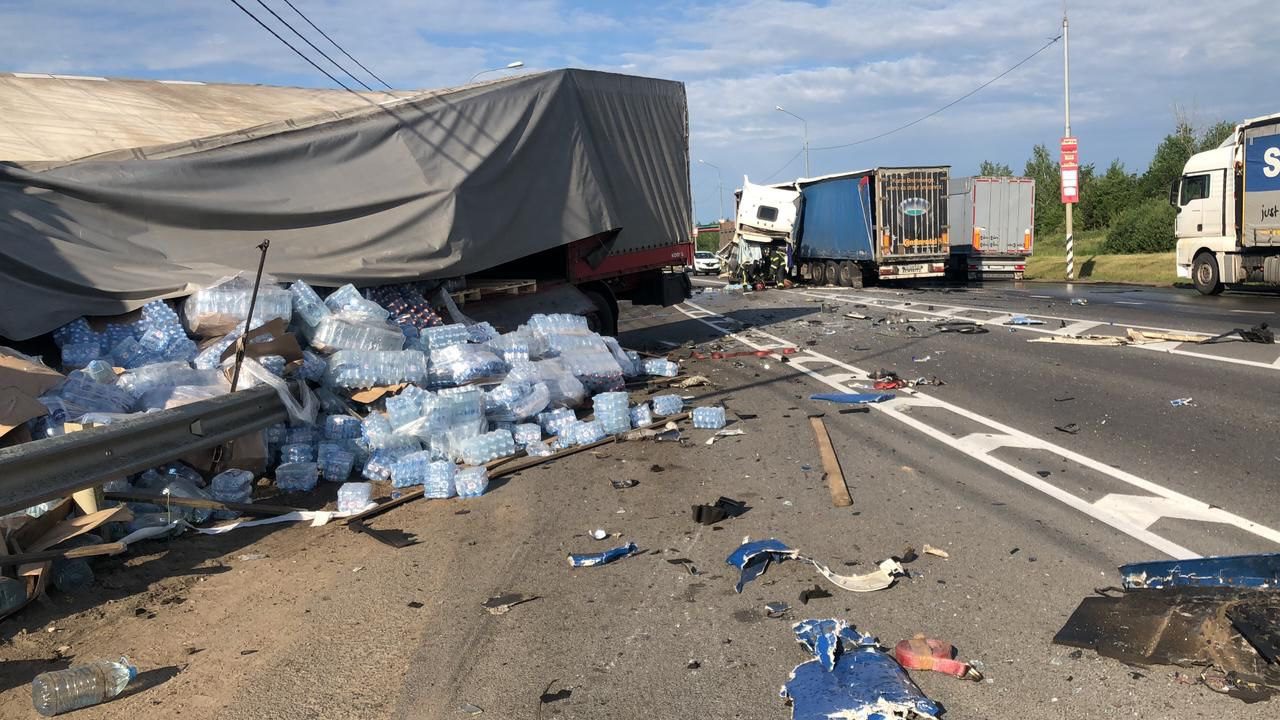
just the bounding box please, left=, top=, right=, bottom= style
left=973, top=177, right=1034, bottom=255
left=876, top=167, right=949, bottom=259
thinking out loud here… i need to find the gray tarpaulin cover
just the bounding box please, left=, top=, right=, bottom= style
left=0, top=69, right=690, bottom=340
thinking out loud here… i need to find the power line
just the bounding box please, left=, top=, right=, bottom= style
left=225, top=0, right=360, bottom=95
left=763, top=147, right=805, bottom=183
left=278, top=0, right=394, bottom=90
left=811, top=34, right=1063, bottom=152
left=252, top=0, right=377, bottom=92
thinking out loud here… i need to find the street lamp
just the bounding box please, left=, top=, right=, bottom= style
left=468, top=61, right=525, bottom=84
left=775, top=105, right=810, bottom=177
left=698, top=159, right=725, bottom=222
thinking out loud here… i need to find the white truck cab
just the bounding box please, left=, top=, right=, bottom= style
left=1175, top=113, right=1280, bottom=294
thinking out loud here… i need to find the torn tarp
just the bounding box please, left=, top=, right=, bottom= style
left=782, top=619, right=940, bottom=720
left=1120, top=553, right=1280, bottom=590
left=568, top=542, right=638, bottom=568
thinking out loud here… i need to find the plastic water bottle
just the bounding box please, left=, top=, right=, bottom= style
left=629, top=402, right=653, bottom=428
left=83, top=360, right=116, bottom=384
left=210, top=469, right=254, bottom=519
left=337, top=482, right=373, bottom=513
left=651, top=394, right=683, bottom=416
left=275, top=462, right=319, bottom=492
left=31, top=657, right=137, bottom=716
left=642, top=358, right=679, bottom=377
left=692, top=406, right=727, bottom=429
left=592, top=392, right=630, bottom=434
left=512, top=423, right=542, bottom=448
left=422, top=460, right=457, bottom=498
left=289, top=280, right=332, bottom=328
left=280, top=443, right=315, bottom=464
left=323, top=414, right=363, bottom=440
left=455, top=466, right=489, bottom=498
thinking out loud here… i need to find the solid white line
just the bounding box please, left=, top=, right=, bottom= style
left=676, top=300, right=1280, bottom=559
left=1113, top=301, right=1146, bottom=305
left=1029, top=294, right=1054, bottom=299
left=1231, top=309, right=1274, bottom=315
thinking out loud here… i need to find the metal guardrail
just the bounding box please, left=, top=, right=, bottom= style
left=0, top=385, right=287, bottom=516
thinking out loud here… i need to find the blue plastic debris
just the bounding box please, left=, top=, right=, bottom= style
left=727, top=538, right=799, bottom=593
left=568, top=542, right=638, bottom=568
left=1120, top=553, right=1280, bottom=590
left=1005, top=315, right=1045, bottom=326
left=782, top=618, right=941, bottom=720
left=809, top=393, right=894, bottom=405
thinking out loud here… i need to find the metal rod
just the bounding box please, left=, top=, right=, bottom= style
left=228, top=239, right=271, bottom=394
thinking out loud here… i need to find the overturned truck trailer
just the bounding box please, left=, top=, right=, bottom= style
left=0, top=68, right=693, bottom=341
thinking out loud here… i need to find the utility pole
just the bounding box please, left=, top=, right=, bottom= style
left=775, top=106, right=811, bottom=177
left=1062, top=5, right=1075, bottom=281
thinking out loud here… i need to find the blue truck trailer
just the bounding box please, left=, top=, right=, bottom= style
left=790, top=168, right=951, bottom=287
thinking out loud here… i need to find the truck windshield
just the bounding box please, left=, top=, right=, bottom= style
left=1180, top=174, right=1209, bottom=205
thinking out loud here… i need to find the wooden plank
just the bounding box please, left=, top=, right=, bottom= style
left=0, top=541, right=127, bottom=567
left=104, top=491, right=301, bottom=517
left=809, top=416, right=853, bottom=508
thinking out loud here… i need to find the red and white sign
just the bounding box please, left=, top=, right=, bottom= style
left=1060, top=136, right=1079, bottom=204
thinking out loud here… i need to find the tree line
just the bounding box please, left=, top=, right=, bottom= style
left=980, top=118, right=1235, bottom=253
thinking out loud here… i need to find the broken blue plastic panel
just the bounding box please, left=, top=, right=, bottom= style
left=568, top=542, right=638, bottom=568
left=783, top=618, right=940, bottom=720
left=727, top=538, right=799, bottom=593
left=809, top=393, right=894, bottom=405
left=1006, top=315, right=1045, bottom=326
left=1119, top=553, right=1280, bottom=590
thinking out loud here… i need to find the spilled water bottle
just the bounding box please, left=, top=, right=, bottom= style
left=32, top=656, right=137, bottom=716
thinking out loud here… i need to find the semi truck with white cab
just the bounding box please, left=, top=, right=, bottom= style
left=1176, top=113, right=1280, bottom=294
left=947, top=176, right=1035, bottom=280
left=731, top=167, right=950, bottom=287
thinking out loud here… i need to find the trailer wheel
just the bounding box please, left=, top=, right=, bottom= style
left=838, top=261, right=856, bottom=287
left=1192, top=252, right=1224, bottom=296
left=825, top=261, right=840, bottom=287
left=582, top=288, right=618, bottom=336
left=798, top=262, right=811, bottom=282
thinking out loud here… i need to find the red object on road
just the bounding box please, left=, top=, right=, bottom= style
left=893, top=634, right=983, bottom=680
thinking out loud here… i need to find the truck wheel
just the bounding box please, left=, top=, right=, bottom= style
left=825, top=261, right=840, bottom=287
left=839, top=261, right=856, bottom=287
left=583, top=288, right=618, bottom=337
left=1192, top=252, right=1224, bottom=295
left=798, top=262, right=810, bottom=282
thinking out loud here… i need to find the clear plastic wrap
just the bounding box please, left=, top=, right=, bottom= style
left=324, top=350, right=427, bottom=389
left=431, top=344, right=509, bottom=385
left=182, top=273, right=292, bottom=337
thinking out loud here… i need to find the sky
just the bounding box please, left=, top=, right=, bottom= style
left=2, top=0, right=1276, bottom=223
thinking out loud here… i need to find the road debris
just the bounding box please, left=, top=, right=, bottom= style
left=705, top=427, right=746, bottom=445
left=1005, top=315, right=1045, bottom=326
left=610, top=478, right=638, bottom=489
left=589, top=528, right=608, bottom=540
left=922, top=544, right=950, bottom=559
left=766, top=601, right=791, bottom=619
left=808, top=416, right=853, bottom=508
left=799, top=586, right=832, bottom=604
left=727, top=538, right=904, bottom=594
left=911, top=355, right=931, bottom=363
left=1054, top=423, right=1080, bottom=435
left=1070, top=298, right=1089, bottom=305
left=459, top=702, right=484, bottom=715
left=1029, top=335, right=1128, bottom=346
left=810, top=393, right=895, bottom=405
left=1055, top=554, right=1280, bottom=701
left=781, top=619, right=941, bottom=720
left=1204, top=323, right=1275, bottom=345
left=692, top=496, right=749, bottom=525
left=672, top=375, right=712, bottom=388
left=1170, top=397, right=1194, bottom=407
left=935, top=320, right=988, bottom=334
left=483, top=593, right=540, bottom=615
left=894, top=634, right=984, bottom=680
left=568, top=542, right=638, bottom=568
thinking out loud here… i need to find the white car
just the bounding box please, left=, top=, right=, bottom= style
left=693, top=251, right=720, bottom=275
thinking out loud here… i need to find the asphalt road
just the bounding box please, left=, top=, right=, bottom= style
left=3, top=279, right=1278, bottom=719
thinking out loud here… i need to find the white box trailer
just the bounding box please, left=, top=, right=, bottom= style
left=947, top=176, right=1035, bottom=280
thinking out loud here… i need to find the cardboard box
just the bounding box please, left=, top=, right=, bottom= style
left=218, top=318, right=303, bottom=364
left=180, top=430, right=268, bottom=476
left=0, top=346, right=64, bottom=439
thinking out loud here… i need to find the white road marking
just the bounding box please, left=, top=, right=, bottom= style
left=1029, top=294, right=1054, bottom=299
left=785, top=288, right=1280, bottom=373
left=1231, top=309, right=1274, bottom=315
left=1113, top=301, right=1146, bottom=305
left=675, top=300, right=1280, bottom=559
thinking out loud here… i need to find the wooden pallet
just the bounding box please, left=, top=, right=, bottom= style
left=449, top=279, right=537, bottom=305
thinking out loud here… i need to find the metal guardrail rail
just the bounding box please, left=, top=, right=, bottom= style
left=0, top=385, right=287, bottom=516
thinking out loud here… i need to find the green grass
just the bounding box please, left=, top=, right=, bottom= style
left=1026, top=228, right=1177, bottom=285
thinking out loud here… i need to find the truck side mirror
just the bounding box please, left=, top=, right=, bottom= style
left=1168, top=180, right=1179, bottom=208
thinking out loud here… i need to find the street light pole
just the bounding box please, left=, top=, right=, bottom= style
left=775, top=106, right=810, bottom=177
left=468, top=60, right=525, bottom=84
left=1062, top=7, right=1074, bottom=281
left=698, top=159, right=724, bottom=221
